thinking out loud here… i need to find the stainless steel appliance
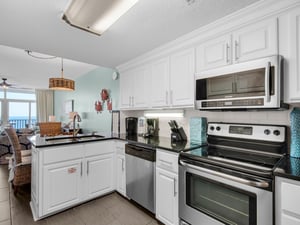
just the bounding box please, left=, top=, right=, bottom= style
left=125, top=117, right=138, bottom=136
left=179, top=122, right=287, bottom=225
left=145, top=118, right=159, bottom=137
left=195, top=55, right=288, bottom=110
left=125, top=143, right=156, bottom=213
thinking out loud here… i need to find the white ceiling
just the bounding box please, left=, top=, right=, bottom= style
left=0, top=0, right=259, bottom=89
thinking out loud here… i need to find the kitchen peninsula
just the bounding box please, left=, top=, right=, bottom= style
left=28, top=133, right=200, bottom=221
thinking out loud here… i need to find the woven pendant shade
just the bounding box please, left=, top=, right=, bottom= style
left=49, top=58, right=75, bottom=91
left=49, top=78, right=75, bottom=91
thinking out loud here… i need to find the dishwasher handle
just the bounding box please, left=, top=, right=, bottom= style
left=125, top=144, right=156, bottom=162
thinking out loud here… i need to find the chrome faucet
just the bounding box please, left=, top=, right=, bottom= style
left=72, top=113, right=82, bottom=137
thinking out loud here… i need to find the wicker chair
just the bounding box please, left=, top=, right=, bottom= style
left=39, top=122, right=62, bottom=136
left=5, top=127, right=31, bottom=194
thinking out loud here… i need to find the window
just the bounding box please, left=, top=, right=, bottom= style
left=0, top=89, right=36, bottom=129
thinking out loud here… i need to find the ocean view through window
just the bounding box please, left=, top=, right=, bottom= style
left=0, top=89, right=36, bottom=129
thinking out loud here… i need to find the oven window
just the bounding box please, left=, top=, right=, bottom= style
left=186, top=172, right=256, bottom=225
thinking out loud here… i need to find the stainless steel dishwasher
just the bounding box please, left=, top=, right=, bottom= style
left=125, top=143, right=155, bottom=213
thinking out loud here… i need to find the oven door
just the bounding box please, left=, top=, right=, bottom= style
left=179, top=161, right=273, bottom=225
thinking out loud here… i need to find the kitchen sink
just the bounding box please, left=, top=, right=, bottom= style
left=45, top=134, right=105, bottom=143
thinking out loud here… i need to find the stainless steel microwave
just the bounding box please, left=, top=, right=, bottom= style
left=195, top=55, right=288, bottom=110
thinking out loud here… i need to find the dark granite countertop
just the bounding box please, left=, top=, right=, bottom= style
left=274, top=156, right=300, bottom=181
left=29, top=133, right=201, bottom=153
left=120, top=134, right=202, bottom=153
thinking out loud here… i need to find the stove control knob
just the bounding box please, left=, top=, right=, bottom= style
left=216, top=126, right=221, bottom=131
left=210, top=126, right=215, bottom=131
left=273, top=130, right=280, bottom=136
left=264, top=129, right=270, bottom=135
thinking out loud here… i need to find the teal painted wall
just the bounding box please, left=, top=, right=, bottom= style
left=54, top=67, right=119, bottom=133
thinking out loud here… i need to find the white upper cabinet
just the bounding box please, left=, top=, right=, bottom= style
left=281, top=7, right=300, bottom=102
left=170, top=48, right=195, bottom=107
left=232, top=18, right=278, bottom=63
left=120, top=66, right=150, bottom=109
left=196, top=18, right=278, bottom=72
left=196, top=35, right=232, bottom=71
left=151, top=57, right=170, bottom=108
left=120, top=70, right=133, bottom=109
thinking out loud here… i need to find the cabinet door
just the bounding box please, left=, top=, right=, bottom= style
left=285, top=8, right=300, bottom=102
left=30, top=147, right=39, bottom=216
left=43, top=159, right=83, bottom=215
left=275, top=177, right=300, bottom=225
left=151, top=57, right=170, bottom=108
left=85, top=153, right=114, bottom=199
left=156, top=168, right=179, bottom=225
left=120, top=70, right=134, bottom=109
left=170, top=48, right=195, bottom=107
left=232, top=18, right=278, bottom=63
left=133, top=66, right=150, bottom=109
left=196, top=34, right=231, bottom=72
left=116, top=154, right=126, bottom=196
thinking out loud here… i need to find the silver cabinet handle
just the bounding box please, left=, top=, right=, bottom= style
left=226, top=43, right=230, bottom=63
left=87, top=161, right=89, bottom=175
left=234, top=40, right=239, bottom=61
left=132, top=96, right=134, bottom=107
left=166, top=91, right=168, bottom=105
left=122, top=158, right=124, bottom=171
left=173, top=177, right=176, bottom=197
left=170, top=90, right=173, bottom=105
left=179, top=160, right=269, bottom=188
left=80, top=162, right=83, bottom=176
left=265, top=62, right=271, bottom=103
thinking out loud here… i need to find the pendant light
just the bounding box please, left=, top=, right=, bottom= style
left=49, top=58, right=75, bottom=91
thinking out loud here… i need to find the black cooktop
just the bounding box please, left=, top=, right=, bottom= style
left=180, top=145, right=284, bottom=177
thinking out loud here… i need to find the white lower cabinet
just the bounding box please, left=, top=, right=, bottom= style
left=43, top=159, right=83, bottom=215
left=156, top=149, right=179, bottom=225
left=276, top=176, right=300, bottom=225
left=116, top=154, right=126, bottom=196
left=115, top=140, right=126, bottom=196
left=85, top=153, right=114, bottom=200
left=31, top=140, right=115, bottom=220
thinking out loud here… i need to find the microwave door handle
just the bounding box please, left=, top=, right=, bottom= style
left=179, top=160, right=269, bottom=188
left=265, top=61, right=271, bottom=102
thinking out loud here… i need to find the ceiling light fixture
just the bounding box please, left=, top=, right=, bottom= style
left=62, top=0, right=139, bottom=36
left=49, top=58, right=75, bottom=91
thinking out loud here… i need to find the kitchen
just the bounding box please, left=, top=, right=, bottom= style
left=1, top=0, right=300, bottom=225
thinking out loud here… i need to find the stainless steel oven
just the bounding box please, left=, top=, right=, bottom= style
left=179, top=123, right=287, bottom=225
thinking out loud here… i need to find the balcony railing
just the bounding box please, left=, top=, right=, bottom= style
left=9, top=119, right=37, bottom=129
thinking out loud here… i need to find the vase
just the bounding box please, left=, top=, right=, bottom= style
left=290, top=107, right=300, bottom=158
left=189, top=117, right=207, bottom=144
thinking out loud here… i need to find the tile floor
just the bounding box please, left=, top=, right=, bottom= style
left=0, top=165, right=162, bottom=225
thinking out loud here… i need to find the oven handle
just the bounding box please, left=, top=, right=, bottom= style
left=179, top=160, right=269, bottom=188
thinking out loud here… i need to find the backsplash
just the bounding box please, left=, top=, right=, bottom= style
left=121, top=103, right=300, bottom=141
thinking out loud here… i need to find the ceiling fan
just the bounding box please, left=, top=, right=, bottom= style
left=0, top=78, right=13, bottom=88
left=0, top=78, right=32, bottom=90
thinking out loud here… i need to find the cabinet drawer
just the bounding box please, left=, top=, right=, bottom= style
left=115, top=141, right=126, bottom=155
left=43, top=145, right=84, bottom=164
left=156, top=149, right=178, bottom=173
left=282, top=181, right=300, bottom=215
left=85, top=141, right=114, bottom=156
